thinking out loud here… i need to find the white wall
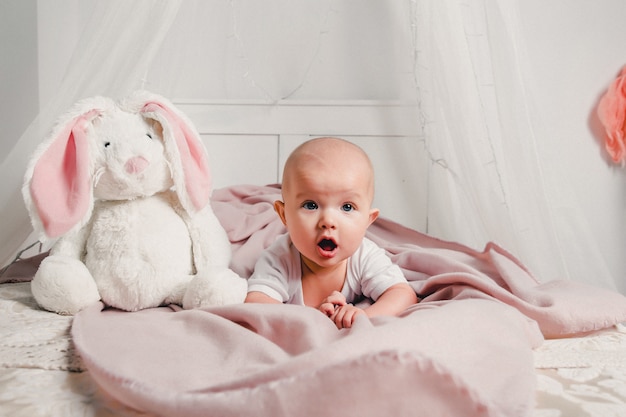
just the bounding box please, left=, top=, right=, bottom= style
left=145, top=1, right=416, bottom=101
left=3, top=1, right=625, bottom=291
left=0, top=0, right=39, bottom=160
left=29, top=0, right=427, bottom=232
left=36, top=0, right=84, bottom=108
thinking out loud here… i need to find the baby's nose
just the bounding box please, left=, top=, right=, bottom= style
left=124, top=156, right=149, bottom=174
left=318, top=210, right=337, bottom=229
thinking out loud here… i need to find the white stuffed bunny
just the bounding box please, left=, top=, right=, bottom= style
left=23, top=91, right=247, bottom=315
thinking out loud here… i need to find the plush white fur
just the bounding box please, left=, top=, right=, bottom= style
left=23, top=91, right=247, bottom=315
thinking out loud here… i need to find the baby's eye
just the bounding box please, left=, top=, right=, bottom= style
left=302, top=201, right=318, bottom=210
left=146, top=133, right=153, bottom=139
left=341, top=203, right=354, bottom=212
left=104, top=142, right=111, bottom=148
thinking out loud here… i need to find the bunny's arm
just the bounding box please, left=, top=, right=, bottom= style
left=183, top=203, right=233, bottom=271
left=180, top=201, right=247, bottom=308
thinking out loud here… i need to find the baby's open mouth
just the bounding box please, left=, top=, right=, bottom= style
left=318, top=238, right=337, bottom=252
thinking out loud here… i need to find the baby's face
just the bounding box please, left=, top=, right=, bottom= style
left=276, top=141, right=378, bottom=272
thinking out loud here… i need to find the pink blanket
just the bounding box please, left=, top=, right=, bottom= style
left=72, top=184, right=626, bottom=417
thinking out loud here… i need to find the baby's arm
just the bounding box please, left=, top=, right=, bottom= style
left=245, top=291, right=281, bottom=304
left=363, top=283, right=417, bottom=318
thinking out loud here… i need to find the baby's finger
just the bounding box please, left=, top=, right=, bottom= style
left=330, top=306, right=342, bottom=323
left=340, top=308, right=356, bottom=329
left=330, top=305, right=349, bottom=329
left=324, top=291, right=346, bottom=306
left=319, top=302, right=336, bottom=317
left=335, top=305, right=365, bottom=329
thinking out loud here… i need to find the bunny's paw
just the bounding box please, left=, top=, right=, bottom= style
left=31, top=255, right=100, bottom=315
left=182, top=267, right=247, bottom=309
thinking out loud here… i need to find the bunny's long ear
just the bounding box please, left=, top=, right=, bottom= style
left=23, top=105, right=102, bottom=239
left=139, top=95, right=211, bottom=214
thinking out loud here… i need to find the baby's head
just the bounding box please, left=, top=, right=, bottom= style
left=276, top=137, right=379, bottom=270
left=281, top=137, right=375, bottom=201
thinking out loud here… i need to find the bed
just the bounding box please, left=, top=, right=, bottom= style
left=0, top=287, right=625, bottom=417
left=2, top=101, right=626, bottom=416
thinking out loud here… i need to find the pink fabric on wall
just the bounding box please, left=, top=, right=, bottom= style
left=597, top=66, right=626, bottom=164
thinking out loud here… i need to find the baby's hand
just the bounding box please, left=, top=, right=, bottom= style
left=318, top=291, right=346, bottom=317
left=330, top=304, right=366, bottom=329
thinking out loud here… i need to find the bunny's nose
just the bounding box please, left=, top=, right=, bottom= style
left=125, top=156, right=149, bottom=174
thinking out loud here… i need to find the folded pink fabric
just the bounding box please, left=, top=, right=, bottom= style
left=74, top=299, right=538, bottom=417
left=71, top=184, right=626, bottom=417
left=0, top=251, right=48, bottom=284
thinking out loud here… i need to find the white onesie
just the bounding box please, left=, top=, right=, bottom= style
left=247, top=234, right=409, bottom=305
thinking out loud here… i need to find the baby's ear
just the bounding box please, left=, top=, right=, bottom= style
left=274, top=200, right=287, bottom=226
left=368, top=208, right=380, bottom=225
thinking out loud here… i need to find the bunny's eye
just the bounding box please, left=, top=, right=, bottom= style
left=146, top=133, right=153, bottom=139
left=104, top=142, right=111, bottom=148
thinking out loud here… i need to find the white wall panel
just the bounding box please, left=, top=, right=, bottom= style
left=182, top=100, right=425, bottom=231
left=203, top=134, right=279, bottom=190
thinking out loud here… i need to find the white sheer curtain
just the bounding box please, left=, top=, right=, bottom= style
left=0, top=0, right=182, bottom=267
left=412, top=0, right=617, bottom=290
left=1, top=0, right=620, bottom=292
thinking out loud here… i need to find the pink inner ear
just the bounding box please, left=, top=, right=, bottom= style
left=142, top=102, right=211, bottom=211
left=30, top=114, right=94, bottom=238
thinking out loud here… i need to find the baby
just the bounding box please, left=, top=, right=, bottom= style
left=245, top=137, right=417, bottom=328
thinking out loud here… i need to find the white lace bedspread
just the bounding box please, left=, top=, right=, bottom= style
left=0, top=282, right=83, bottom=372
left=0, top=282, right=142, bottom=417
left=1, top=282, right=625, bottom=416
left=534, top=324, right=626, bottom=416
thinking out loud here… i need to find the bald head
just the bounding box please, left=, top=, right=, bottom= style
left=282, top=137, right=375, bottom=201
